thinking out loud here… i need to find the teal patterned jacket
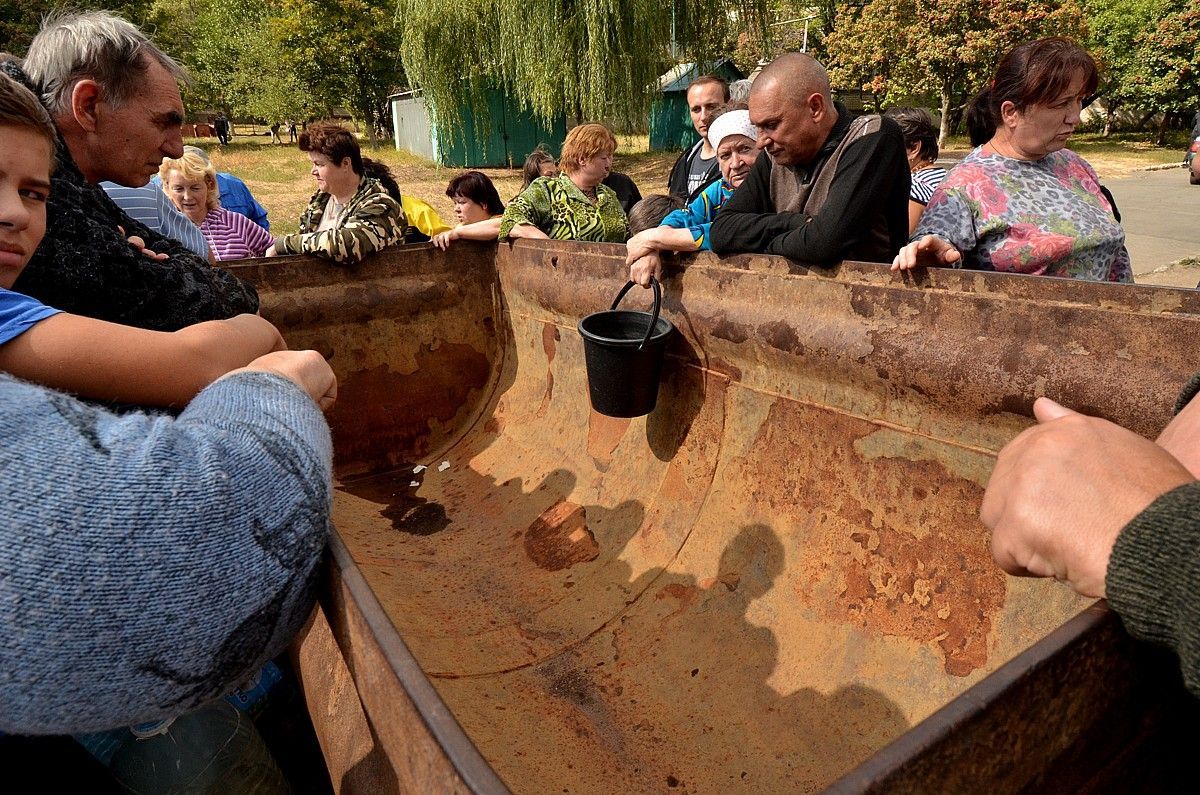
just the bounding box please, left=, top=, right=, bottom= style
left=499, top=175, right=629, bottom=243
left=275, top=176, right=406, bottom=263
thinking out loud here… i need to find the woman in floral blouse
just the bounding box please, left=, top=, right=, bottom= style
left=892, top=38, right=1132, bottom=283
left=499, top=124, right=629, bottom=244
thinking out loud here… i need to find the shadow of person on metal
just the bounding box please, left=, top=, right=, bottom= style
left=527, top=522, right=910, bottom=791
left=646, top=266, right=711, bottom=464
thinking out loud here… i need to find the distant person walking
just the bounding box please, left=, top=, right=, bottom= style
left=269, top=122, right=282, bottom=145
left=214, top=114, right=230, bottom=146
left=288, top=121, right=298, bottom=143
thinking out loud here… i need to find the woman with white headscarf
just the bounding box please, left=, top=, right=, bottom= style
left=627, top=104, right=758, bottom=286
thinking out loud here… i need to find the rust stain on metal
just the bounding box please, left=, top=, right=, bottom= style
left=586, top=410, right=630, bottom=467
left=537, top=322, right=560, bottom=418
left=835, top=474, right=1005, bottom=677
left=710, top=312, right=751, bottom=344
left=655, top=583, right=701, bottom=617
left=735, top=399, right=1004, bottom=677
left=525, top=500, right=599, bottom=571
left=756, top=319, right=806, bottom=356
left=542, top=321, right=560, bottom=362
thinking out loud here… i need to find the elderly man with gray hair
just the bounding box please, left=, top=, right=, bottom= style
left=0, top=10, right=258, bottom=331
left=709, top=53, right=910, bottom=266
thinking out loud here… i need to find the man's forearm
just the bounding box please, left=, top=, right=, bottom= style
left=1108, top=482, right=1200, bottom=696
left=710, top=154, right=801, bottom=254
left=765, top=133, right=906, bottom=265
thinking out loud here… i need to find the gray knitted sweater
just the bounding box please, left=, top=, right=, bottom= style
left=1108, top=372, right=1200, bottom=695
left=0, top=371, right=332, bottom=734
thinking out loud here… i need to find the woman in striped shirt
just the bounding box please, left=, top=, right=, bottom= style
left=884, top=107, right=947, bottom=235
left=159, top=152, right=274, bottom=261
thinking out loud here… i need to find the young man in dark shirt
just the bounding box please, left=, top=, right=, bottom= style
left=709, top=53, right=910, bottom=266
left=666, top=76, right=729, bottom=203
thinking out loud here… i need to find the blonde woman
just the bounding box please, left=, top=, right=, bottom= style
left=499, top=124, right=629, bottom=243
left=159, top=152, right=274, bottom=260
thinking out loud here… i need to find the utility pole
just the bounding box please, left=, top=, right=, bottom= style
left=769, top=12, right=820, bottom=53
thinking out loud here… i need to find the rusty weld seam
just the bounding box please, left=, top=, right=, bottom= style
left=703, top=262, right=1200, bottom=321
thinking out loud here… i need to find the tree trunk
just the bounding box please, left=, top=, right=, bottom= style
left=939, top=87, right=952, bottom=146
left=1156, top=111, right=1169, bottom=146
left=358, top=100, right=379, bottom=147
left=1103, top=103, right=1117, bottom=138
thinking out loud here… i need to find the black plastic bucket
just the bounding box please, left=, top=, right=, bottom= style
left=578, top=278, right=675, bottom=418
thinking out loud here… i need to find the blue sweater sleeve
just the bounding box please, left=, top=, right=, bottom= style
left=0, top=371, right=332, bottom=734
left=661, top=180, right=729, bottom=251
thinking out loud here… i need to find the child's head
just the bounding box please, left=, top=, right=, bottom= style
left=627, top=194, right=685, bottom=235
left=522, top=148, right=557, bottom=188
left=0, top=71, right=55, bottom=287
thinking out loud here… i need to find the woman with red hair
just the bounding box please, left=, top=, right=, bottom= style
left=499, top=123, right=629, bottom=243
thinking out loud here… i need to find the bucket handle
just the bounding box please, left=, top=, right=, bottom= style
left=610, top=278, right=662, bottom=351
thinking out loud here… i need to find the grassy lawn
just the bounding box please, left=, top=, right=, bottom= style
left=191, top=128, right=1186, bottom=233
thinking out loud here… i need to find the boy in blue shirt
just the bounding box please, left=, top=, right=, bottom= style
left=0, top=67, right=337, bottom=742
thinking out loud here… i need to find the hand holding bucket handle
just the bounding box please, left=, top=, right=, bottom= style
left=610, top=278, right=662, bottom=351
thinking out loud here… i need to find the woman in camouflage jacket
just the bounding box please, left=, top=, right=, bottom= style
left=268, top=123, right=406, bottom=263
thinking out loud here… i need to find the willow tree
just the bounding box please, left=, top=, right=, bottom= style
left=398, top=0, right=770, bottom=141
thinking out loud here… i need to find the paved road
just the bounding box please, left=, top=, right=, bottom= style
left=1105, top=166, right=1200, bottom=287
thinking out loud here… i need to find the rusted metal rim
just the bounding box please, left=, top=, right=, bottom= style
left=826, top=601, right=1110, bottom=791
left=326, top=527, right=511, bottom=794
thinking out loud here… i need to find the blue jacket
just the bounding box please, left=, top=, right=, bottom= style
left=216, top=173, right=270, bottom=231
left=0, top=371, right=331, bottom=733
left=660, top=179, right=734, bottom=251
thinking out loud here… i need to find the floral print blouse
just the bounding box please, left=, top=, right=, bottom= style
left=499, top=175, right=629, bottom=243
left=915, top=147, right=1133, bottom=282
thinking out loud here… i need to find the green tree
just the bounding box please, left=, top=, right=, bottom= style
left=267, top=0, right=405, bottom=143
left=1, top=1, right=155, bottom=56
left=1135, top=0, right=1200, bottom=141
left=1084, top=0, right=1171, bottom=136
left=151, top=0, right=400, bottom=140
left=825, top=0, right=1085, bottom=142
left=733, top=1, right=839, bottom=72
left=153, top=0, right=268, bottom=115
left=398, top=0, right=770, bottom=144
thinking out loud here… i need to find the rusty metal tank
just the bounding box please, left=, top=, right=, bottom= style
left=230, top=242, right=1200, bottom=793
